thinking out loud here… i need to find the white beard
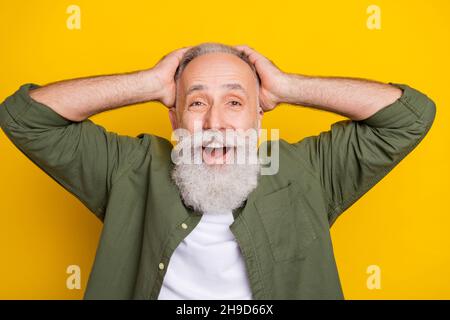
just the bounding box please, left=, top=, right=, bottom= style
left=171, top=162, right=260, bottom=214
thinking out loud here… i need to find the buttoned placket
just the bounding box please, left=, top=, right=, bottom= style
left=149, top=209, right=202, bottom=299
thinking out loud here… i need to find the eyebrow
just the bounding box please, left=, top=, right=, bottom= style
left=186, top=83, right=248, bottom=97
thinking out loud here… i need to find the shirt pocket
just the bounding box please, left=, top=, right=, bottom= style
left=254, top=180, right=318, bottom=262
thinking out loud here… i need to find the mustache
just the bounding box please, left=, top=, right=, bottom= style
left=175, top=129, right=258, bottom=149
left=171, top=128, right=261, bottom=166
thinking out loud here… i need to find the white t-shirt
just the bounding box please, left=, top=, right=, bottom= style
left=157, top=210, right=253, bottom=300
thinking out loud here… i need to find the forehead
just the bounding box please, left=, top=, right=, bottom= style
left=178, top=52, right=257, bottom=91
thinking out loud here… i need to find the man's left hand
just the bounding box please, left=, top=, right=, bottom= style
left=234, top=45, right=290, bottom=112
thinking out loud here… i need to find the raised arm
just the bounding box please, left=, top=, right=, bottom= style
left=235, top=45, right=436, bottom=225
left=0, top=47, right=189, bottom=220
left=28, top=47, right=190, bottom=121
left=234, top=45, right=402, bottom=118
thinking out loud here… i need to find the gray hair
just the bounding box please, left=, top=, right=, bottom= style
left=174, top=42, right=261, bottom=109
left=175, top=42, right=261, bottom=85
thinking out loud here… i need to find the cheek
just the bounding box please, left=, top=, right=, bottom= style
left=180, top=112, right=204, bottom=131
left=228, top=108, right=258, bottom=129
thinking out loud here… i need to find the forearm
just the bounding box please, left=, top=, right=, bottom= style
left=29, top=69, right=161, bottom=122
left=281, top=74, right=403, bottom=121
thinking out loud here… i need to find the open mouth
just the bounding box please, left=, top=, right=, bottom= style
left=201, top=146, right=234, bottom=164
left=202, top=146, right=232, bottom=155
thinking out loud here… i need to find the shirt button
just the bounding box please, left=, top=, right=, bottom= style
left=158, top=262, right=165, bottom=270
left=181, top=223, right=188, bottom=229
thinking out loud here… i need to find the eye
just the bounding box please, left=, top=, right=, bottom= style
left=228, top=100, right=242, bottom=107
left=189, top=101, right=205, bottom=107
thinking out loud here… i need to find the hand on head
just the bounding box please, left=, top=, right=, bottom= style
left=233, top=45, right=287, bottom=112
left=152, top=44, right=288, bottom=112
left=151, top=46, right=191, bottom=108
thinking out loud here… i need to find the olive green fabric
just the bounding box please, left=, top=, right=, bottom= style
left=0, top=82, right=436, bottom=299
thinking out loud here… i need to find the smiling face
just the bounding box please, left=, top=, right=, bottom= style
left=169, top=49, right=263, bottom=213
left=169, top=52, right=263, bottom=165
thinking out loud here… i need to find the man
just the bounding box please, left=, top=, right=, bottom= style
left=0, top=42, right=436, bottom=299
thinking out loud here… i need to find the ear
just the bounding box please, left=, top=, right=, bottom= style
left=257, top=105, right=263, bottom=128
left=256, top=105, right=264, bottom=138
left=168, top=107, right=179, bottom=130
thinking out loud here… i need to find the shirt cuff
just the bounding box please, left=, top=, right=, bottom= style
left=0, top=83, right=73, bottom=128
left=360, top=82, right=436, bottom=128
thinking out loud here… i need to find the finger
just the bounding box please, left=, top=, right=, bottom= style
left=234, top=45, right=259, bottom=56
left=234, top=45, right=254, bottom=56
left=234, top=45, right=264, bottom=65
left=162, top=46, right=191, bottom=63
left=171, top=46, right=191, bottom=61
left=234, top=44, right=253, bottom=50
left=177, top=46, right=192, bottom=54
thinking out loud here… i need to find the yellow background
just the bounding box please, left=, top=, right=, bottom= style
left=0, top=0, right=449, bottom=299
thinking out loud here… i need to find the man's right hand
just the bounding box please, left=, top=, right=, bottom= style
left=148, top=46, right=191, bottom=108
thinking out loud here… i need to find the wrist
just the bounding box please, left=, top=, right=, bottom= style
left=134, top=69, right=165, bottom=102
left=277, top=73, right=307, bottom=105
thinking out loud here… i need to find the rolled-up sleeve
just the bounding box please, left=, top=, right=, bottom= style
left=0, top=83, right=147, bottom=221
left=290, top=83, right=437, bottom=226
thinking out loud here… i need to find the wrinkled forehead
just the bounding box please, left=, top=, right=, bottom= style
left=177, top=52, right=259, bottom=95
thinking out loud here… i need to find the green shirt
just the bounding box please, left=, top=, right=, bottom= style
left=0, top=82, right=436, bottom=299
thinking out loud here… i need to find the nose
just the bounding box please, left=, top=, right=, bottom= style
left=203, top=104, right=225, bottom=131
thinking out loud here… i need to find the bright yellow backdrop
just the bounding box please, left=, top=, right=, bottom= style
left=0, top=0, right=449, bottom=299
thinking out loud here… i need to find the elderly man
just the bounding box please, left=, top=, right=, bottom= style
left=0, top=43, right=436, bottom=299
